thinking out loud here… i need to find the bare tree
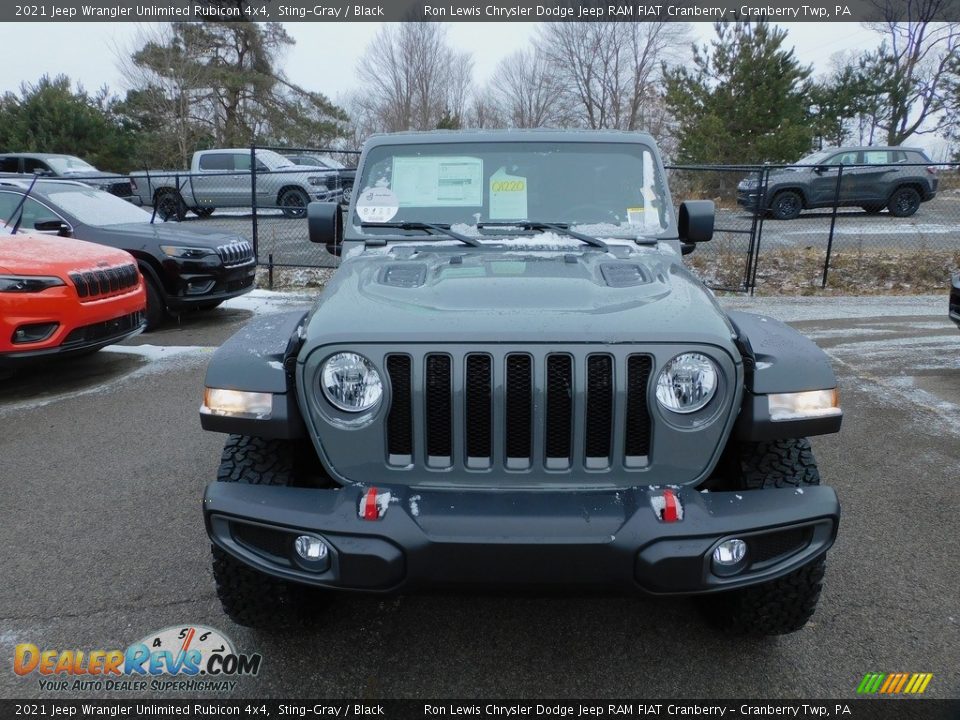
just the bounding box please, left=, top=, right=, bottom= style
left=354, top=23, right=474, bottom=132
left=488, top=47, right=566, bottom=128
left=865, top=1, right=960, bottom=144
left=535, top=22, right=690, bottom=134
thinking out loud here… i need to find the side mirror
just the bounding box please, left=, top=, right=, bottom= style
left=34, top=219, right=71, bottom=237
left=813, top=165, right=829, bottom=174
left=678, top=200, right=714, bottom=244
left=307, top=201, right=342, bottom=256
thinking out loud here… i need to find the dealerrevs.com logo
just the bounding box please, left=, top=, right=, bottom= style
left=14, top=625, right=262, bottom=693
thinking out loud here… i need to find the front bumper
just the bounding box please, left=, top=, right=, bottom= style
left=204, top=482, right=839, bottom=595
left=163, top=259, right=256, bottom=310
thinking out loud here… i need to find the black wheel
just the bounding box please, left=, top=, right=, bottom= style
left=196, top=300, right=223, bottom=311
left=211, top=435, right=328, bottom=628
left=887, top=186, right=921, bottom=217
left=154, top=190, right=186, bottom=221
left=860, top=203, right=884, bottom=214
left=699, top=438, right=827, bottom=635
left=339, top=183, right=353, bottom=206
left=192, top=207, right=216, bottom=218
left=769, top=191, right=803, bottom=220
left=278, top=188, right=310, bottom=218
left=143, top=276, right=167, bottom=331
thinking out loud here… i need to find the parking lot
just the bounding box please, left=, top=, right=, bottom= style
left=1, top=292, right=958, bottom=699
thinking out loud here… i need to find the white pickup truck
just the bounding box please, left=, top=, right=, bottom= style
left=129, top=148, right=340, bottom=220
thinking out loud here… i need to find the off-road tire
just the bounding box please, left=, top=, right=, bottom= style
left=211, top=435, right=324, bottom=628
left=155, top=190, right=187, bottom=222
left=699, top=438, right=826, bottom=635
left=340, top=183, right=353, bottom=206
left=769, top=191, right=803, bottom=220
left=700, top=556, right=826, bottom=636
left=143, top=276, right=167, bottom=331
left=278, top=188, right=310, bottom=218
left=887, top=186, right=921, bottom=218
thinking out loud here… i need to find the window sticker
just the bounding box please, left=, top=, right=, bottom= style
left=627, top=207, right=645, bottom=225
left=355, top=186, right=399, bottom=223
left=489, top=167, right=528, bottom=220
left=392, top=156, right=483, bottom=207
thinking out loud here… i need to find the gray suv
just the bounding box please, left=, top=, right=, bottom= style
left=198, top=130, right=843, bottom=636
left=737, top=146, right=938, bottom=220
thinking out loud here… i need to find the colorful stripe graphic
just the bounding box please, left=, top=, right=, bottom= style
left=857, top=673, right=933, bottom=694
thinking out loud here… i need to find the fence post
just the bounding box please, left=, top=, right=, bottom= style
left=748, top=166, right=770, bottom=296
left=268, top=253, right=274, bottom=291
left=250, top=143, right=259, bottom=262
left=822, top=164, right=844, bottom=288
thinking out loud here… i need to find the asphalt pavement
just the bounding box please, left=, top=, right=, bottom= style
left=1, top=292, right=958, bottom=700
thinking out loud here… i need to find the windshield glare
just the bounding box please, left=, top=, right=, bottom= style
left=46, top=188, right=154, bottom=226
left=46, top=156, right=98, bottom=174
left=352, top=141, right=670, bottom=237
left=256, top=150, right=295, bottom=169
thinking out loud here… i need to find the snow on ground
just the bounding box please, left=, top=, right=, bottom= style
left=221, top=289, right=315, bottom=314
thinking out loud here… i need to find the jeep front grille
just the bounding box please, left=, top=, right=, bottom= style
left=384, top=349, right=653, bottom=473
left=69, top=263, right=139, bottom=302
left=217, top=241, right=254, bottom=267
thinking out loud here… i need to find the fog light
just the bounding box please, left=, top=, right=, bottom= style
left=712, top=538, right=747, bottom=576
left=12, top=322, right=59, bottom=344
left=293, top=535, right=330, bottom=572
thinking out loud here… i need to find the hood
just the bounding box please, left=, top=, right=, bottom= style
left=302, top=241, right=737, bottom=347
left=0, top=233, right=134, bottom=274
left=90, top=222, right=243, bottom=249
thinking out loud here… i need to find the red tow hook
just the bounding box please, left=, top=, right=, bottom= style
left=361, top=487, right=380, bottom=521
left=662, top=489, right=679, bottom=523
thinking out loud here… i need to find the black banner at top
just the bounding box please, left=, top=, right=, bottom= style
left=4, top=0, right=960, bottom=22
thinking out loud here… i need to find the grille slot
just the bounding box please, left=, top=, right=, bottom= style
left=625, top=355, right=653, bottom=467
left=750, top=527, right=812, bottom=564
left=544, top=354, right=573, bottom=469
left=504, top=354, right=533, bottom=469
left=69, top=264, right=139, bottom=302
left=584, top=355, right=614, bottom=468
left=216, top=241, right=254, bottom=267
left=464, top=354, right=492, bottom=468
left=424, top=354, right=453, bottom=467
left=385, top=355, right=413, bottom=465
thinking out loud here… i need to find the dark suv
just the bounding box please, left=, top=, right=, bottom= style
left=0, top=178, right=255, bottom=329
left=737, top=146, right=938, bottom=220
left=0, top=152, right=137, bottom=202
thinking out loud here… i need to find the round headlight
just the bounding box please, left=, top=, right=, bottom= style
left=655, top=352, right=718, bottom=414
left=321, top=352, right=383, bottom=412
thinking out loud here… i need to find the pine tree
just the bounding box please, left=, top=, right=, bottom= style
left=663, top=22, right=814, bottom=165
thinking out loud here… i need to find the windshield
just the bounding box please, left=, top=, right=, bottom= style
left=351, top=141, right=671, bottom=238
left=794, top=150, right=833, bottom=166
left=45, top=156, right=98, bottom=174
left=255, top=149, right=296, bottom=170
left=44, top=187, right=154, bottom=226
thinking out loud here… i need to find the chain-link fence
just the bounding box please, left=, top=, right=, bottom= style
left=3, top=149, right=956, bottom=296
left=671, top=160, right=960, bottom=295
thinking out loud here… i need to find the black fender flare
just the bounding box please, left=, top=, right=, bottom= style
left=727, top=311, right=842, bottom=441
left=200, top=310, right=308, bottom=439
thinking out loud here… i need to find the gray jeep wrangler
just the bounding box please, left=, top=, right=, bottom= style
left=199, top=131, right=842, bottom=635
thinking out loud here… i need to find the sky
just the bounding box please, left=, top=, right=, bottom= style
left=1, top=21, right=947, bottom=155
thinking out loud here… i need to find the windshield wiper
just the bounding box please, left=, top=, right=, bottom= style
left=477, top=221, right=609, bottom=250
left=360, top=221, right=482, bottom=247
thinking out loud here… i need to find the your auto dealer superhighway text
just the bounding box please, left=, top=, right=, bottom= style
left=420, top=4, right=851, bottom=18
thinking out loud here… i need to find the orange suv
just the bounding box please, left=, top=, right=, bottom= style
left=1, top=228, right=146, bottom=367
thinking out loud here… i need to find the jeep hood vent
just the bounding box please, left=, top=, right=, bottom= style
left=380, top=263, right=427, bottom=288
left=600, top=263, right=652, bottom=288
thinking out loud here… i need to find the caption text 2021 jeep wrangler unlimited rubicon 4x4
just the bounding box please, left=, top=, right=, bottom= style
left=199, top=131, right=842, bottom=636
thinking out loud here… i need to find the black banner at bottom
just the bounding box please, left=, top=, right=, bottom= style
left=2, top=700, right=959, bottom=720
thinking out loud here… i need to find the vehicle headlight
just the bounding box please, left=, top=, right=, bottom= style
left=655, top=352, right=718, bottom=414
left=738, top=178, right=758, bottom=190
left=0, top=275, right=66, bottom=293
left=307, top=176, right=330, bottom=188
left=201, top=388, right=273, bottom=418
left=160, top=245, right=215, bottom=259
left=321, top=352, right=383, bottom=412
